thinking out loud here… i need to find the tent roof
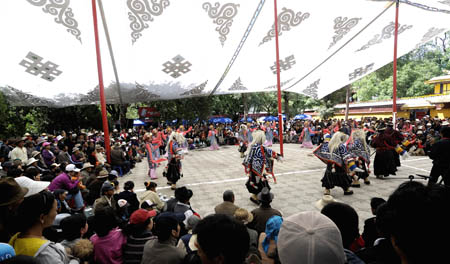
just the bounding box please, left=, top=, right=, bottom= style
left=1, top=0, right=450, bottom=107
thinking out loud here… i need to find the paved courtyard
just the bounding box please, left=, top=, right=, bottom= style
left=123, top=143, right=433, bottom=228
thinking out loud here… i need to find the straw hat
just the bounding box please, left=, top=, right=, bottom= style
left=97, top=169, right=109, bottom=178
left=315, top=195, right=338, bottom=210
left=234, top=208, right=254, bottom=225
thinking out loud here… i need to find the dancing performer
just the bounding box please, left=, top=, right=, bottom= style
left=163, top=132, right=185, bottom=190
left=247, top=123, right=255, bottom=143
left=243, top=130, right=282, bottom=205
left=208, top=125, right=220, bottom=150
left=370, top=125, right=397, bottom=178
left=313, top=132, right=355, bottom=195
left=387, top=123, right=405, bottom=168
left=238, top=124, right=249, bottom=158
left=265, top=122, right=274, bottom=147
left=144, top=133, right=166, bottom=180
left=177, top=125, right=192, bottom=154
left=299, top=121, right=316, bottom=149
left=347, top=129, right=371, bottom=187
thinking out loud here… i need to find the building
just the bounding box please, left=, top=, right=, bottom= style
left=333, top=74, right=450, bottom=119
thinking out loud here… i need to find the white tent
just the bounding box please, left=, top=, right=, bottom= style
left=1, top=0, right=450, bottom=107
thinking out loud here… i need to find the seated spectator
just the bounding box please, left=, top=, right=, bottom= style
left=173, top=187, right=196, bottom=227
left=60, top=214, right=89, bottom=251
left=0, top=178, right=28, bottom=243
left=24, top=167, right=41, bottom=181
left=111, top=143, right=130, bottom=175
left=278, top=211, right=346, bottom=264
left=80, top=163, right=95, bottom=186
left=141, top=214, right=186, bottom=264
left=53, top=189, right=71, bottom=214
left=57, top=146, right=71, bottom=165
left=321, top=202, right=365, bottom=263
left=48, top=164, right=84, bottom=210
left=71, top=148, right=85, bottom=167
left=194, top=214, right=250, bottom=264
left=258, top=215, right=282, bottom=264
left=356, top=203, right=401, bottom=264
left=86, top=169, right=108, bottom=206
left=116, top=181, right=139, bottom=215
left=93, top=181, right=117, bottom=213
left=139, top=182, right=165, bottom=212
left=362, top=197, right=386, bottom=248
left=383, top=181, right=450, bottom=263
left=234, top=208, right=258, bottom=258
left=41, top=142, right=56, bottom=168
left=90, top=207, right=127, bottom=264
left=71, top=239, right=94, bottom=264
left=177, top=215, right=200, bottom=254
left=9, top=191, right=70, bottom=263
left=122, top=209, right=157, bottom=264
left=248, top=187, right=282, bottom=234
left=214, top=190, right=239, bottom=217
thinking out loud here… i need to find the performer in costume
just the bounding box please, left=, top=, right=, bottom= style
left=247, top=123, right=255, bottom=143
left=386, top=123, right=405, bottom=168
left=313, top=132, right=355, bottom=195
left=265, top=122, right=274, bottom=147
left=370, top=125, right=397, bottom=178
left=238, top=124, right=249, bottom=158
left=177, top=125, right=192, bottom=154
left=144, top=133, right=166, bottom=180
left=299, top=121, right=316, bottom=149
left=243, top=130, right=282, bottom=205
left=163, top=132, right=185, bottom=190
left=208, top=125, right=220, bottom=150
left=347, top=129, right=371, bottom=187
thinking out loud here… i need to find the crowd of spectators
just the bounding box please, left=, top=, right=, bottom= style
left=0, top=116, right=449, bottom=263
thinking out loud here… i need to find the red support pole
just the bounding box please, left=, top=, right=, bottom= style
left=393, top=0, right=399, bottom=129
left=91, top=0, right=111, bottom=163
left=273, top=0, right=284, bottom=156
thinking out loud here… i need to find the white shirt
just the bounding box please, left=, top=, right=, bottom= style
left=10, top=146, right=28, bottom=164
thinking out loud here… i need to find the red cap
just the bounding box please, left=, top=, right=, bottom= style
left=130, top=209, right=157, bottom=225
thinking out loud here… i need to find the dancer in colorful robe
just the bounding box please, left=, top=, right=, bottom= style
left=299, top=121, right=316, bottom=149
left=238, top=124, right=249, bottom=158
left=208, top=125, right=220, bottom=150
left=313, top=132, right=355, bottom=195
left=163, top=132, right=184, bottom=190
left=243, top=130, right=282, bottom=205
left=144, top=133, right=166, bottom=180
left=177, top=125, right=192, bottom=154
left=265, top=122, right=274, bottom=147
left=347, top=129, right=371, bottom=187
left=370, top=125, right=398, bottom=178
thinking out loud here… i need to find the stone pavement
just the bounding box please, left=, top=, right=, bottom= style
left=122, top=143, right=433, bottom=229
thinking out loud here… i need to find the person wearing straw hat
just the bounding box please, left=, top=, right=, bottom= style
left=9, top=137, right=28, bottom=166
left=86, top=169, right=109, bottom=206
left=234, top=208, right=257, bottom=253
left=80, top=162, right=95, bottom=186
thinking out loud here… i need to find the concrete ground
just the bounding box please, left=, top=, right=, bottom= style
left=122, top=143, right=433, bottom=228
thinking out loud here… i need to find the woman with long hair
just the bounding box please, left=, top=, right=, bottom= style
left=164, top=132, right=184, bottom=190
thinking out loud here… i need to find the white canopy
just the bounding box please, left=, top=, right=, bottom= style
left=1, top=0, right=449, bottom=107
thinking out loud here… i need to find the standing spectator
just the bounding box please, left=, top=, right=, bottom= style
left=194, top=214, right=250, bottom=264
left=139, top=182, right=165, bottom=212
left=428, top=126, right=450, bottom=186
left=122, top=209, right=157, bottom=264
left=116, top=181, right=139, bottom=215
left=9, top=191, right=70, bottom=263
left=214, top=190, right=239, bottom=217
left=248, top=188, right=282, bottom=234
left=258, top=215, right=283, bottom=264
left=141, top=214, right=185, bottom=264
left=10, top=138, right=28, bottom=166
left=90, top=207, right=127, bottom=264
left=278, top=211, right=346, bottom=264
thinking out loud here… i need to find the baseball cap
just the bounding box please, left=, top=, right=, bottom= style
left=278, top=211, right=346, bottom=264
left=14, top=176, right=50, bottom=198
left=130, top=209, right=157, bottom=225
left=65, top=164, right=80, bottom=173
left=0, top=242, right=15, bottom=261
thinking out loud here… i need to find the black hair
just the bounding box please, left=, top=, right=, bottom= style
left=154, top=215, right=179, bottom=242
left=144, top=181, right=157, bottom=190
left=385, top=181, right=450, bottom=264
left=16, top=191, right=55, bottom=232
left=92, top=207, right=118, bottom=237
left=370, top=197, right=386, bottom=212
left=195, top=214, right=250, bottom=264
left=124, top=181, right=134, bottom=191
left=222, top=190, right=234, bottom=202
left=441, top=126, right=450, bottom=138
left=60, top=214, right=87, bottom=241
left=25, top=167, right=40, bottom=179
left=7, top=167, right=23, bottom=178
left=321, top=202, right=359, bottom=249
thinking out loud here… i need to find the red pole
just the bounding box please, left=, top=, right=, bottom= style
left=393, top=0, right=399, bottom=129
left=273, top=0, right=284, bottom=156
left=91, top=0, right=111, bottom=163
